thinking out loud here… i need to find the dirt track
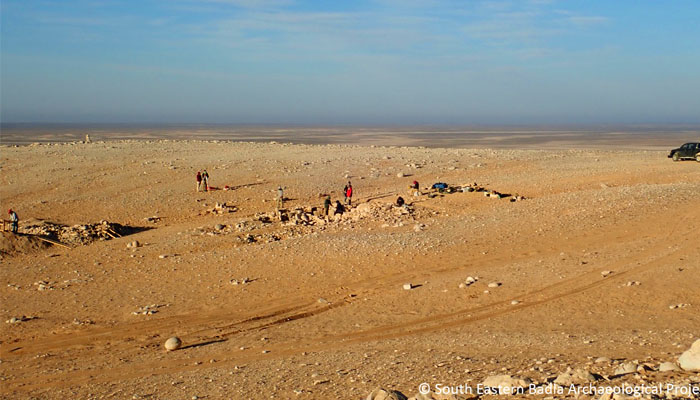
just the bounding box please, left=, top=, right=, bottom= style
left=1, top=140, right=699, bottom=399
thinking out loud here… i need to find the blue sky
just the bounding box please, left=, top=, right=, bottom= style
left=1, top=0, right=699, bottom=124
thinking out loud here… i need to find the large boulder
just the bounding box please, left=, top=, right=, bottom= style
left=679, top=339, right=700, bottom=371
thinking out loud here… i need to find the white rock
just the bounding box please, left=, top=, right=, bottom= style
left=366, top=387, right=408, bottom=400
left=511, top=300, right=520, bottom=305
left=601, top=270, right=613, bottom=277
left=678, top=339, right=700, bottom=371
left=598, top=393, right=635, bottom=400
left=397, top=172, right=405, bottom=178
left=164, top=337, right=182, bottom=351
left=487, top=282, right=501, bottom=288
left=481, top=375, right=531, bottom=395
left=408, top=391, right=476, bottom=399
left=658, top=361, right=681, bottom=372
left=403, top=283, right=413, bottom=290
left=554, top=368, right=596, bottom=386
left=613, top=361, right=637, bottom=375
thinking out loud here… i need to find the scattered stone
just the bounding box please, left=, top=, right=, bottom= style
left=554, top=367, right=597, bottom=386
left=409, top=392, right=477, bottom=400
left=164, top=337, right=182, bottom=351
left=511, top=300, right=520, bottom=305
left=403, top=283, right=414, bottom=290
left=34, top=280, right=55, bottom=291
left=678, top=339, right=700, bottom=371
left=132, top=304, right=164, bottom=315
left=487, top=282, right=501, bottom=288
left=595, top=357, right=612, bottom=364
left=613, top=361, right=638, bottom=376
left=598, top=393, right=634, bottom=400
left=459, top=276, right=479, bottom=289
left=126, top=240, right=141, bottom=249
left=203, top=202, right=238, bottom=215
left=658, top=361, right=681, bottom=372
left=481, top=375, right=532, bottom=395
left=623, top=281, right=640, bottom=287
left=601, top=270, right=613, bottom=277
left=366, top=387, right=408, bottom=400
left=397, top=172, right=405, bottom=178
left=669, top=303, right=690, bottom=309
left=5, top=316, right=36, bottom=324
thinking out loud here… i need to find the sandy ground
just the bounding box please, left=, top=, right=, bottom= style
left=1, top=137, right=699, bottom=399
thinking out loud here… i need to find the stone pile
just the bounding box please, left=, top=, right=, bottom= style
left=22, top=220, right=126, bottom=246
left=214, top=200, right=426, bottom=246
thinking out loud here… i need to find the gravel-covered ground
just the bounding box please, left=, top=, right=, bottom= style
left=1, top=138, right=699, bottom=399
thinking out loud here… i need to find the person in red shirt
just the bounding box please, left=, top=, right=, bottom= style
left=345, top=182, right=353, bottom=206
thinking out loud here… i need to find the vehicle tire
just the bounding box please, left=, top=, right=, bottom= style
left=672, top=152, right=680, bottom=162
left=696, top=154, right=700, bottom=162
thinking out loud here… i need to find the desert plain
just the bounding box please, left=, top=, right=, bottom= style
left=1, top=129, right=699, bottom=399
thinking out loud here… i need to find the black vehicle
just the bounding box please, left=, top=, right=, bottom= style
left=668, top=142, right=700, bottom=162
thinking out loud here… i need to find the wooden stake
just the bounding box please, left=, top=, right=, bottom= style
left=35, top=236, right=71, bottom=249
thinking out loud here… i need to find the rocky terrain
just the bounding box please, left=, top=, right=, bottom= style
left=1, top=138, right=699, bottom=399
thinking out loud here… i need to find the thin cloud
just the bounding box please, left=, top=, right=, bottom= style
left=196, top=0, right=293, bottom=8
left=566, top=15, right=609, bottom=26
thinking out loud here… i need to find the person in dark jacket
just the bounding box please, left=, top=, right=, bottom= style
left=334, top=201, right=345, bottom=216
left=8, top=209, right=18, bottom=233
left=323, top=196, right=331, bottom=217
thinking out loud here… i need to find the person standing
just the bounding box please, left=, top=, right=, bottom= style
left=276, top=186, right=284, bottom=209
left=202, top=169, right=210, bottom=192
left=8, top=209, right=18, bottom=233
left=323, top=196, right=331, bottom=217
left=345, top=182, right=353, bottom=206
left=196, top=171, right=202, bottom=192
